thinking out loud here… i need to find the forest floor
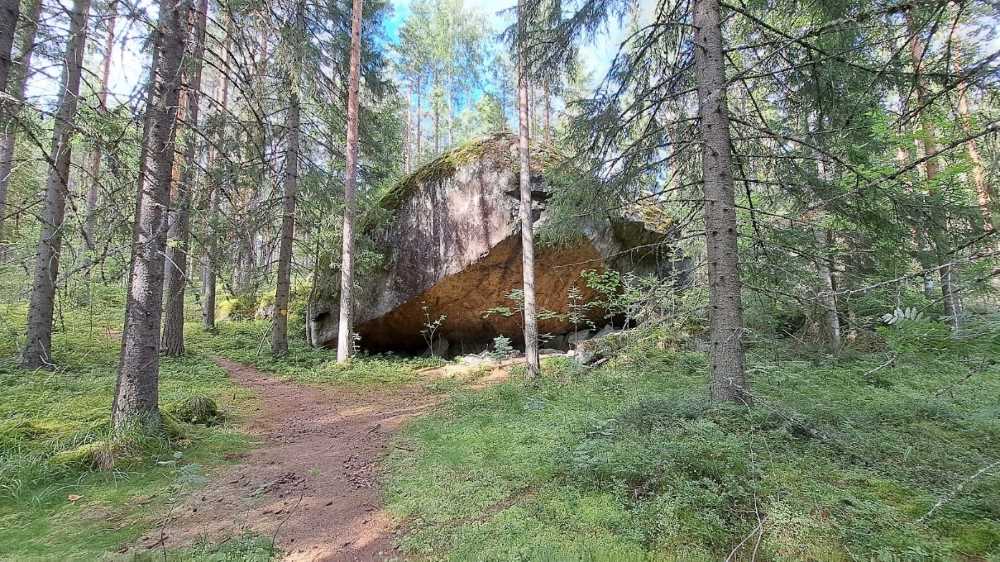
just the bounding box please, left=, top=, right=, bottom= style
left=2, top=308, right=999, bottom=561
left=148, top=357, right=438, bottom=561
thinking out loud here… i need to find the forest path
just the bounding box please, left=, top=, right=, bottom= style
left=147, top=357, right=471, bottom=561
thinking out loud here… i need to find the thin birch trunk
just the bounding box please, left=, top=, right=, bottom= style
left=692, top=0, right=750, bottom=404
left=516, top=0, right=539, bottom=379
left=336, top=0, right=363, bottom=363
left=112, top=0, right=190, bottom=430
left=19, top=0, right=92, bottom=369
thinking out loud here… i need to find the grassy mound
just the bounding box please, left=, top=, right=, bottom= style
left=0, top=302, right=258, bottom=560
left=169, top=395, right=223, bottom=426
left=385, top=320, right=1000, bottom=560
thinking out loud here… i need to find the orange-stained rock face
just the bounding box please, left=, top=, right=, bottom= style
left=356, top=235, right=609, bottom=353
left=310, top=135, right=680, bottom=354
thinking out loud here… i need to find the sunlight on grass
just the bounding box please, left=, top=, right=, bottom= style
left=385, top=325, right=1000, bottom=560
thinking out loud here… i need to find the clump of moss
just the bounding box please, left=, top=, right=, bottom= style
left=169, top=396, right=223, bottom=426
left=377, top=132, right=514, bottom=211
left=49, top=439, right=126, bottom=470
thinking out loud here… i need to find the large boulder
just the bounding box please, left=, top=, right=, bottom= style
left=310, top=134, right=686, bottom=355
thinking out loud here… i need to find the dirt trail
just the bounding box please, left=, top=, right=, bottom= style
left=147, top=358, right=453, bottom=561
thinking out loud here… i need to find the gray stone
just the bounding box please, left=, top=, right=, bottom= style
left=566, top=329, right=593, bottom=345
left=309, top=134, right=687, bottom=353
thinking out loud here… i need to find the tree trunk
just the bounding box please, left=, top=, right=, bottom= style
left=271, top=0, right=303, bottom=357
left=403, top=87, right=411, bottom=173
left=83, top=0, right=116, bottom=252
left=0, top=0, right=17, bottom=92
left=906, top=11, right=960, bottom=329
left=955, top=76, right=994, bottom=234
left=0, top=0, right=42, bottom=244
left=516, top=0, right=539, bottom=380
left=415, top=75, right=421, bottom=161
left=112, top=0, right=190, bottom=430
left=433, top=86, right=440, bottom=154
left=811, top=116, right=842, bottom=353
left=692, top=0, right=750, bottom=404
left=161, top=0, right=207, bottom=357
left=336, top=0, right=363, bottom=363
left=814, top=228, right=841, bottom=351
left=543, top=79, right=551, bottom=144
left=200, top=17, right=230, bottom=331
left=19, top=0, right=92, bottom=369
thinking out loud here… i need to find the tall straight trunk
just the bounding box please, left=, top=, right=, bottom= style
left=0, top=0, right=17, bottom=91
left=906, top=11, right=960, bottom=329
left=542, top=79, right=551, bottom=143
left=955, top=76, right=994, bottom=234
left=692, top=0, right=749, bottom=404
left=403, top=87, right=411, bottom=173
left=161, top=0, right=207, bottom=356
left=516, top=0, right=539, bottom=379
left=271, top=0, right=303, bottom=357
left=811, top=114, right=842, bottom=352
left=814, top=228, right=841, bottom=350
left=415, top=75, right=421, bottom=161
left=19, top=0, right=92, bottom=369
left=336, top=0, right=363, bottom=363
left=112, top=0, right=190, bottom=430
left=433, top=88, right=440, bottom=153
left=83, top=0, right=116, bottom=252
left=200, top=16, right=231, bottom=331
left=0, top=0, right=42, bottom=243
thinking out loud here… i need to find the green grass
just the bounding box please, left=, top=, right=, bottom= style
left=187, top=319, right=445, bottom=386
left=0, top=300, right=269, bottom=561
left=384, top=320, right=1000, bottom=561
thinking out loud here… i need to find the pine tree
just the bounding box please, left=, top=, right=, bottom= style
left=20, top=0, right=93, bottom=368
left=112, top=0, right=191, bottom=429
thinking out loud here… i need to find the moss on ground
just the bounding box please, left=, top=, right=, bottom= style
left=384, top=320, right=1000, bottom=560
left=0, top=302, right=264, bottom=561
left=187, top=319, right=444, bottom=387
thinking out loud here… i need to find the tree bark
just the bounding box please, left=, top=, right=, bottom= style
left=516, top=0, right=539, bottom=379
left=82, top=0, right=116, bottom=252
left=161, top=0, right=207, bottom=356
left=271, top=0, right=303, bottom=357
left=814, top=228, right=841, bottom=351
left=19, top=0, right=92, bottom=369
left=112, top=0, right=190, bottom=430
left=692, top=0, right=750, bottom=404
left=0, top=0, right=42, bottom=244
left=542, top=79, right=551, bottom=144
left=415, top=75, right=421, bottom=161
left=810, top=114, right=842, bottom=353
left=336, top=0, right=363, bottom=363
left=0, top=0, right=17, bottom=92
left=906, top=11, right=960, bottom=329
left=200, top=16, right=231, bottom=331
left=403, top=87, right=411, bottom=173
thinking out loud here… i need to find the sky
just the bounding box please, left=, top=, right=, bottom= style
left=23, top=0, right=625, bottom=108
left=24, top=0, right=999, bottom=113
left=382, top=0, right=627, bottom=89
